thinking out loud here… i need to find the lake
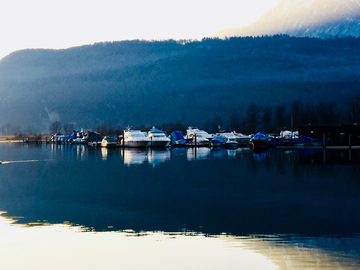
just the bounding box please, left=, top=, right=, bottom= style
left=0, top=142, right=360, bottom=269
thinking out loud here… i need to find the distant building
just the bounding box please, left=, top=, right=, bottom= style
left=298, top=124, right=360, bottom=146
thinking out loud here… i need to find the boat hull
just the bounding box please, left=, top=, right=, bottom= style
left=124, top=140, right=149, bottom=148
left=211, top=142, right=224, bottom=147
left=148, top=140, right=170, bottom=148
left=101, top=142, right=117, bottom=148
left=251, top=139, right=269, bottom=148
left=224, top=142, right=238, bottom=148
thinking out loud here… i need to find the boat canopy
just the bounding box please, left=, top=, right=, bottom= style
left=149, top=128, right=165, bottom=134
left=103, top=136, right=118, bottom=142
left=252, top=131, right=267, bottom=140
left=211, top=136, right=226, bottom=143
left=171, top=131, right=190, bottom=145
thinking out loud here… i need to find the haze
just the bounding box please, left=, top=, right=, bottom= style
left=0, top=0, right=282, bottom=60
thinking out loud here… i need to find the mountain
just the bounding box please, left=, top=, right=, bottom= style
left=0, top=37, right=360, bottom=133
left=213, top=0, right=360, bottom=38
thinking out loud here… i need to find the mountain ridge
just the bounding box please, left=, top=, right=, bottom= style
left=0, top=37, right=360, bottom=133
left=213, top=0, right=360, bottom=38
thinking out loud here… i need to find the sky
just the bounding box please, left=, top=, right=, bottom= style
left=0, top=0, right=282, bottom=60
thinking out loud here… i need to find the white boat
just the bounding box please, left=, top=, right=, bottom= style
left=124, top=129, right=150, bottom=148
left=216, top=131, right=238, bottom=148
left=147, top=127, right=170, bottom=148
left=232, top=131, right=251, bottom=146
left=185, top=126, right=212, bottom=145
left=101, top=136, right=118, bottom=148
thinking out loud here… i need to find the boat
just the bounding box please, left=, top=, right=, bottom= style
left=232, top=131, right=251, bottom=146
left=216, top=130, right=238, bottom=148
left=210, top=135, right=226, bottom=147
left=101, top=136, right=118, bottom=148
left=71, top=130, right=88, bottom=144
left=185, top=126, right=212, bottom=146
left=147, top=127, right=170, bottom=148
left=170, top=131, right=191, bottom=147
left=250, top=131, right=269, bottom=148
left=123, top=129, right=150, bottom=148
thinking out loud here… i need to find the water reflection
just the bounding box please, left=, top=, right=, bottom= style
left=121, top=148, right=149, bottom=166
left=186, top=147, right=211, bottom=160
left=1, top=144, right=360, bottom=269
left=1, top=212, right=359, bottom=270
left=147, top=149, right=171, bottom=167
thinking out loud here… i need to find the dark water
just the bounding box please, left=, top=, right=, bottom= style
left=1, top=143, right=360, bottom=269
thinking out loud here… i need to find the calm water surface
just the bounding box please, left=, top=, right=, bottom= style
left=0, top=143, right=360, bottom=269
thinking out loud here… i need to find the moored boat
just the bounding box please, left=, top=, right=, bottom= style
left=251, top=131, right=269, bottom=148
left=170, top=131, right=191, bottom=147
left=210, top=135, right=226, bottom=147
left=232, top=131, right=251, bottom=146
left=124, top=129, right=150, bottom=148
left=101, top=136, right=118, bottom=148
left=216, top=130, right=239, bottom=148
left=147, top=127, right=170, bottom=148
left=185, top=126, right=211, bottom=146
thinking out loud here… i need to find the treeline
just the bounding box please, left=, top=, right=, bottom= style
left=210, top=96, right=360, bottom=134
left=2, top=95, right=359, bottom=137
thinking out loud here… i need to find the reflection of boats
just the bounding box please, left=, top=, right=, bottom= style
left=210, top=136, right=225, bottom=147
left=253, top=149, right=267, bottom=160
left=101, top=136, right=118, bottom=148
left=251, top=131, right=269, bottom=148
left=170, top=131, right=190, bottom=147
left=211, top=148, right=228, bottom=158
left=122, top=149, right=148, bottom=166
left=185, top=126, right=211, bottom=146
left=147, top=127, right=170, bottom=148
left=124, top=129, right=150, bottom=148
left=186, top=147, right=211, bottom=160
left=227, top=149, right=237, bottom=158
left=216, top=131, right=238, bottom=148
left=147, top=149, right=171, bottom=167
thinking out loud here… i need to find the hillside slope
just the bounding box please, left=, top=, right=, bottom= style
left=0, top=37, right=360, bottom=132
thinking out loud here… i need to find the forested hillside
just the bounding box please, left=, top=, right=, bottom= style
left=0, top=35, right=360, bottom=134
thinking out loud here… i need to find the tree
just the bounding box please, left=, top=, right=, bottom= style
left=261, top=106, right=272, bottom=132
left=0, top=123, right=21, bottom=136
left=275, top=104, right=287, bottom=130
left=316, top=101, right=339, bottom=124
left=49, top=121, right=62, bottom=134
left=245, top=103, right=261, bottom=134
left=291, top=100, right=302, bottom=128
left=211, top=116, right=222, bottom=133
left=347, top=94, right=360, bottom=123
left=63, top=123, right=75, bottom=134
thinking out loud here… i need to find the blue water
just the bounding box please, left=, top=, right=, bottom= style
left=1, top=143, right=360, bottom=269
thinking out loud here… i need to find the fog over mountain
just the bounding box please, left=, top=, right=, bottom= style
left=213, top=0, right=360, bottom=38
left=0, top=37, right=360, bottom=133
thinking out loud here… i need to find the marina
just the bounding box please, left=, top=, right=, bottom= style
left=21, top=125, right=360, bottom=150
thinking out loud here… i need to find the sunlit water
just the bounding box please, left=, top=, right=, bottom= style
left=0, top=143, right=360, bottom=269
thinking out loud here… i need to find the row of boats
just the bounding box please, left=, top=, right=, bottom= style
left=50, top=126, right=251, bottom=148
left=50, top=126, right=325, bottom=149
